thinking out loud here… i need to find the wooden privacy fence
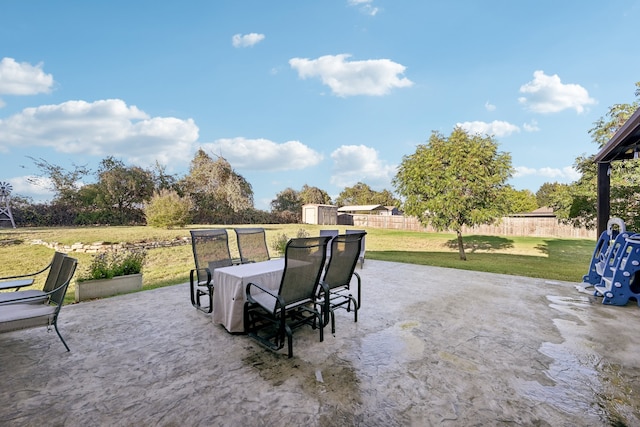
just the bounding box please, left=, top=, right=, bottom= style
left=341, top=214, right=596, bottom=239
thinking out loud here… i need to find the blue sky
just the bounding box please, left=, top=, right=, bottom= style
left=1, top=1, right=639, bottom=210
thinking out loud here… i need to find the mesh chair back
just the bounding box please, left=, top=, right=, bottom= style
left=235, top=228, right=270, bottom=263
left=43, top=251, right=67, bottom=292
left=50, top=256, right=77, bottom=306
left=323, top=232, right=366, bottom=291
left=190, top=229, right=234, bottom=283
left=319, top=229, right=338, bottom=258
left=278, top=236, right=331, bottom=306
left=346, top=229, right=366, bottom=267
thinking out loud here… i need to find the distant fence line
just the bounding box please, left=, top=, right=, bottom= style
left=342, top=214, right=597, bottom=239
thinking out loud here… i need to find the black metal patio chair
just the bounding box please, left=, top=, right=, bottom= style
left=319, top=232, right=366, bottom=333
left=189, top=229, right=235, bottom=313
left=234, top=227, right=271, bottom=263
left=0, top=251, right=66, bottom=296
left=0, top=255, right=78, bottom=351
left=243, top=235, right=331, bottom=358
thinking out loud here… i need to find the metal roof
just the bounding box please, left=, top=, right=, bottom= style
left=337, top=204, right=386, bottom=212
left=594, top=106, right=640, bottom=163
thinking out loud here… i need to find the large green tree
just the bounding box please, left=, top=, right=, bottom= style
left=335, top=182, right=399, bottom=207
left=180, top=149, right=253, bottom=223
left=271, top=187, right=302, bottom=214
left=551, top=82, right=640, bottom=229
left=503, top=186, right=538, bottom=214
left=536, top=182, right=570, bottom=208
left=299, top=184, right=332, bottom=205
left=94, top=157, right=155, bottom=224
left=393, top=127, right=513, bottom=260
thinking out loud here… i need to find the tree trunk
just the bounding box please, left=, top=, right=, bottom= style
left=456, top=229, right=467, bottom=261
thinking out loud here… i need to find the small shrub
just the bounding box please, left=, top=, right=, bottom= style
left=270, top=228, right=310, bottom=256
left=79, top=248, right=147, bottom=281
left=145, top=189, right=192, bottom=229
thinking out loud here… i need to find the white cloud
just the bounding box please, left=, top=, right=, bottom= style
left=202, top=137, right=323, bottom=171
left=523, top=119, right=540, bottom=132
left=330, top=145, right=396, bottom=188
left=289, top=54, right=412, bottom=97
left=0, top=99, right=198, bottom=167
left=484, top=101, right=496, bottom=111
left=348, top=0, right=379, bottom=15
left=456, top=120, right=520, bottom=137
left=8, top=175, right=55, bottom=201
left=514, top=165, right=580, bottom=181
left=0, top=57, right=54, bottom=96
left=231, top=33, right=265, bottom=48
left=518, top=70, right=596, bottom=114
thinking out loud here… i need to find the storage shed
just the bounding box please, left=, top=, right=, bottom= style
left=301, top=204, right=338, bottom=225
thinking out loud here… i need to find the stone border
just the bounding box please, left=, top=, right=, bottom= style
left=30, top=237, right=191, bottom=253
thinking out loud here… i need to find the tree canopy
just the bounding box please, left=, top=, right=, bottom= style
left=299, top=184, right=332, bottom=205
left=335, top=182, right=399, bottom=207
left=550, top=82, right=640, bottom=230
left=94, top=157, right=155, bottom=224
left=502, top=186, right=538, bottom=214
left=393, top=127, right=513, bottom=260
left=180, top=149, right=253, bottom=223
left=271, top=184, right=332, bottom=223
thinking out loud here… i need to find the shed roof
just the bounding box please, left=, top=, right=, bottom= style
left=337, top=204, right=386, bottom=212
left=301, top=203, right=336, bottom=208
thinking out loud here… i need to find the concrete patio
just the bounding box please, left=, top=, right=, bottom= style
left=1, top=260, right=639, bottom=426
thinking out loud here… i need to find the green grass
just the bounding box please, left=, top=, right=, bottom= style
left=0, top=225, right=596, bottom=304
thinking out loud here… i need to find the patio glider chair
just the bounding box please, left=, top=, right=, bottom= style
left=234, top=227, right=271, bottom=263
left=319, top=229, right=338, bottom=261
left=190, top=229, right=235, bottom=313
left=346, top=229, right=366, bottom=269
left=243, top=235, right=331, bottom=358
left=0, top=251, right=67, bottom=296
left=319, top=232, right=366, bottom=334
left=0, top=255, right=77, bottom=351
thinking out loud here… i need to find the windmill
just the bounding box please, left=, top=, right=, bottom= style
left=0, top=182, right=16, bottom=228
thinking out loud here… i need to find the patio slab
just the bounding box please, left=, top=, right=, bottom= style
left=1, top=260, right=639, bottom=426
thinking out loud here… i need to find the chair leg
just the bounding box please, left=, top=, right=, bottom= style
left=331, top=309, right=336, bottom=334
left=53, top=321, right=70, bottom=352
left=194, top=285, right=213, bottom=313
left=284, top=323, right=293, bottom=358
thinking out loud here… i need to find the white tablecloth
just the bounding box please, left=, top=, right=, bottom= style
left=212, top=258, right=284, bottom=333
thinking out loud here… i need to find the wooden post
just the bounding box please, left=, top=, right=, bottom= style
left=597, top=162, right=610, bottom=237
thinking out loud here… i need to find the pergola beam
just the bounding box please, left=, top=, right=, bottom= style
left=593, top=107, right=640, bottom=237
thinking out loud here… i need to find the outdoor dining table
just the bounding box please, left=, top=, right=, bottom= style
left=212, top=258, right=285, bottom=333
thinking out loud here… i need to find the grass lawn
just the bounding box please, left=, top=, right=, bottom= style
left=0, top=225, right=596, bottom=304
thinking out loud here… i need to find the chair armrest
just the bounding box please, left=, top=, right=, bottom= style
left=245, top=281, right=285, bottom=313
left=189, top=268, right=212, bottom=286
left=245, top=281, right=277, bottom=300
left=0, top=261, right=52, bottom=282
left=0, top=279, right=68, bottom=305
left=0, top=278, right=35, bottom=291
